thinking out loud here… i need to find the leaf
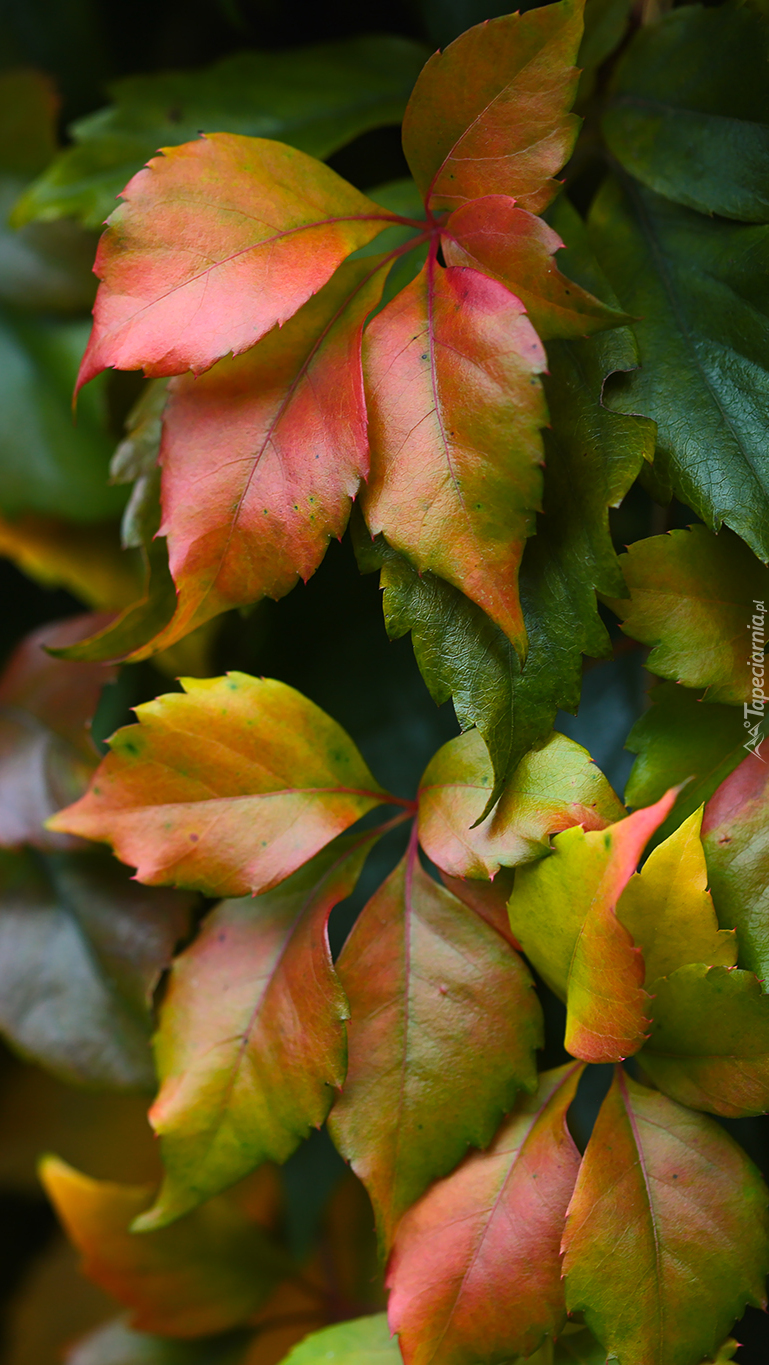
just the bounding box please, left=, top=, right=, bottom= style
left=417, top=729, right=624, bottom=879
left=702, top=752, right=769, bottom=984
left=0, top=616, right=116, bottom=850
left=438, top=867, right=519, bottom=948
left=66, top=1317, right=253, bottom=1365
left=640, top=964, right=769, bottom=1118
left=278, top=1316, right=400, bottom=1365
left=135, top=832, right=380, bottom=1231
left=40, top=1156, right=286, bottom=1337
left=576, top=0, right=632, bottom=106
left=361, top=259, right=548, bottom=652
left=589, top=175, right=769, bottom=563
left=77, top=135, right=394, bottom=388
left=0, top=848, right=193, bottom=1089
left=443, top=196, right=627, bottom=340
left=48, top=673, right=392, bottom=897
left=617, top=807, right=737, bottom=985
left=0, top=513, right=141, bottom=610
left=14, top=37, right=429, bottom=230
left=328, top=834, right=543, bottom=1246
left=602, top=3, right=769, bottom=221
left=509, top=790, right=677, bottom=1062
left=611, top=526, right=769, bottom=704
left=562, top=1069, right=769, bottom=1365
left=401, top=0, right=583, bottom=214
left=624, top=682, right=747, bottom=839
left=386, top=1063, right=583, bottom=1365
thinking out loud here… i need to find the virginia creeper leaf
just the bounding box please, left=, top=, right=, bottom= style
left=438, top=867, right=519, bottom=948
left=386, top=1062, right=583, bottom=1365
left=328, top=835, right=543, bottom=1245
left=49, top=674, right=391, bottom=896
left=702, top=752, right=769, bottom=985
left=617, top=807, right=737, bottom=985
left=0, top=616, right=115, bottom=850
left=135, top=831, right=380, bottom=1230
left=401, top=0, right=583, bottom=214
left=77, top=134, right=393, bottom=387
left=590, top=175, right=769, bottom=562
left=13, top=37, right=429, bottom=231
left=40, top=1156, right=287, bottom=1337
left=509, top=790, right=677, bottom=1062
left=602, top=3, right=769, bottom=222
left=362, top=259, right=548, bottom=651
left=443, top=197, right=627, bottom=341
left=562, top=1069, right=769, bottom=1365
left=279, top=1316, right=399, bottom=1365
left=66, top=1318, right=253, bottom=1365
left=641, top=964, right=769, bottom=1118
left=0, top=847, right=192, bottom=1090
left=418, top=729, right=624, bottom=879
left=611, top=526, right=769, bottom=705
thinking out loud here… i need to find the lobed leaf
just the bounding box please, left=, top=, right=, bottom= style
left=386, top=1063, right=583, bottom=1365
left=562, top=1069, right=769, bottom=1365
left=49, top=673, right=391, bottom=897
left=702, top=752, right=769, bottom=984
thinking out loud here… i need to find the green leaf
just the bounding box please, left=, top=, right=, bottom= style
left=576, top=0, right=633, bottom=105
left=0, top=848, right=193, bottom=1090
left=612, top=526, right=769, bottom=704
left=134, top=832, right=380, bottom=1230
left=602, top=2, right=769, bottom=221
left=13, top=37, right=429, bottom=230
left=66, top=1318, right=253, bottom=1365
left=702, top=752, right=769, bottom=985
left=590, top=175, right=769, bottom=562
left=562, top=1069, right=769, bottom=1365
left=329, top=837, right=542, bottom=1246
left=278, top=1316, right=399, bottom=1365
left=417, top=728, right=624, bottom=879
left=640, top=963, right=769, bottom=1118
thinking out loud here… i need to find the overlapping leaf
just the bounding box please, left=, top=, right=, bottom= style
left=417, top=728, right=624, bottom=879
left=329, top=836, right=542, bottom=1245
left=702, top=752, right=769, bottom=984
left=49, top=674, right=392, bottom=896
left=562, top=1070, right=769, bottom=1365
left=386, top=1064, right=583, bottom=1365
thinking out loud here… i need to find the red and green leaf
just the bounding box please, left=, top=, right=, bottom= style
left=702, top=751, right=769, bottom=984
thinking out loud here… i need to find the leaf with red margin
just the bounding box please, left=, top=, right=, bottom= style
left=133, top=829, right=384, bottom=1231
left=48, top=673, right=393, bottom=897
left=386, top=1062, right=583, bottom=1365
left=702, top=751, right=769, bottom=985
left=562, top=1069, right=769, bottom=1365
left=401, top=0, right=583, bottom=214
left=443, top=197, right=626, bottom=341
left=77, top=134, right=395, bottom=388
left=328, top=830, right=543, bottom=1247
left=40, top=1156, right=289, bottom=1338
left=361, top=260, right=547, bottom=652
left=509, top=790, right=677, bottom=1062
left=0, top=616, right=116, bottom=850
left=418, top=729, right=624, bottom=879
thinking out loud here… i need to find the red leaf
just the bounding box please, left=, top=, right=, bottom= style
left=401, top=0, right=583, bottom=214
left=77, top=134, right=394, bottom=387
left=439, top=867, right=520, bottom=948
left=386, top=1062, right=584, bottom=1365
left=362, top=260, right=547, bottom=652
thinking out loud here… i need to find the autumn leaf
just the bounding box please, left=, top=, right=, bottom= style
left=702, top=752, right=769, bottom=984
left=439, top=867, right=519, bottom=948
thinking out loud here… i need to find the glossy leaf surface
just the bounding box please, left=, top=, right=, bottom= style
left=329, top=838, right=542, bottom=1245
left=49, top=674, right=389, bottom=896
left=702, top=753, right=769, bottom=984
left=78, top=134, right=390, bottom=386
left=280, top=1316, right=399, bottom=1365
left=563, top=1070, right=769, bottom=1365
left=418, top=728, right=624, bottom=879
left=387, top=1063, right=583, bottom=1365
left=402, top=0, right=582, bottom=213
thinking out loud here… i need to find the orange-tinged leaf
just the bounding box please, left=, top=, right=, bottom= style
left=77, top=134, right=394, bottom=387
left=362, top=260, right=547, bottom=651
left=401, top=0, right=583, bottom=213
left=40, top=1156, right=288, bottom=1338
left=439, top=867, right=520, bottom=948
left=386, top=1063, right=584, bottom=1365
left=509, top=790, right=678, bottom=1062
left=443, top=197, right=627, bottom=341
left=328, top=830, right=543, bottom=1247
left=562, top=1069, right=769, bottom=1365
left=418, top=729, right=624, bottom=879
left=135, top=831, right=381, bottom=1230
left=149, top=256, right=390, bottom=651
left=48, top=674, right=391, bottom=896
